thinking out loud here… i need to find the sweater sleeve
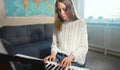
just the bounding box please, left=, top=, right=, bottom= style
left=71, top=21, right=88, bottom=65
left=51, top=28, right=58, bottom=55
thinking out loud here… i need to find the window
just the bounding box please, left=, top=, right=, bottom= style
left=84, top=0, right=120, bottom=23
left=85, top=0, right=120, bottom=18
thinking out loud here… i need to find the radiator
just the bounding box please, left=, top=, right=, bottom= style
left=87, top=23, right=120, bottom=56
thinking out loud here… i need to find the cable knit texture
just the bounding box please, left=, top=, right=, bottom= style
left=51, top=19, right=88, bottom=65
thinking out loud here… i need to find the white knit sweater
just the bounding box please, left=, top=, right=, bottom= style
left=51, top=19, right=88, bottom=65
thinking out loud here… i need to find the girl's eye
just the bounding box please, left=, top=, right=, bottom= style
left=57, top=8, right=66, bottom=12
left=63, top=8, right=66, bottom=11
left=57, top=9, right=61, bottom=12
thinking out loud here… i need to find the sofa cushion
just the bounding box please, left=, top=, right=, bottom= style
left=12, top=41, right=51, bottom=58
left=45, top=24, right=54, bottom=42
left=28, top=24, right=45, bottom=42
left=1, top=25, right=30, bottom=46
left=0, top=24, right=45, bottom=46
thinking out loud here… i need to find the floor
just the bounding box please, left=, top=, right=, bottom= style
left=86, top=50, right=120, bottom=70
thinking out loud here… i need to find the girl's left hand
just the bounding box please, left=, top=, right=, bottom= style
left=58, top=54, right=74, bottom=67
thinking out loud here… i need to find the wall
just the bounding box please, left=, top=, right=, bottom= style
left=0, top=0, right=54, bottom=27
left=87, top=23, right=120, bottom=56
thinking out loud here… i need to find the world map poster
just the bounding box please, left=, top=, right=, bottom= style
left=3, top=0, right=54, bottom=17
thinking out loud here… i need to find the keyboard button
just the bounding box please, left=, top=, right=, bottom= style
left=54, top=66, right=59, bottom=70
left=45, top=63, right=48, bottom=66
left=62, top=67, right=66, bottom=70
left=58, top=66, right=62, bottom=70
left=68, top=68, right=71, bottom=70
left=49, top=65, right=55, bottom=70
left=46, top=64, right=52, bottom=69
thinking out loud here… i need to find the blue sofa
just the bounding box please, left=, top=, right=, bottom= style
left=0, top=23, right=54, bottom=59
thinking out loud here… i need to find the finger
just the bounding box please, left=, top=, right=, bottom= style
left=65, top=61, right=69, bottom=67
left=60, top=59, right=65, bottom=65
left=49, top=57, right=54, bottom=61
left=65, top=61, right=70, bottom=67
left=51, top=57, right=54, bottom=61
left=58, top=61, right=61, bottom=66
left=67, top=62, right=71, bottom=67
left=44, top=57, right=47, bottom=61
left=63, top=60, right=68, bottom=67
left=52, top=57, right=55, bottom=61
left=48, top=57, right=52, bottom=61
left=44, top=57, right=48, bottom=62
left=68, top=62, right=71, bottom=67
left=60, top=59, right=66, bottom=67
left=58, top=60, right=62, bottom=66
left=52, top=57, right=56, bottom=61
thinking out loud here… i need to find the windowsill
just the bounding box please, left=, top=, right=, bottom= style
left=84, top=18, right=120, bottom=25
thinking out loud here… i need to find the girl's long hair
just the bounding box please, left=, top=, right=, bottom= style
left=54, top=0, right=79, bottom=32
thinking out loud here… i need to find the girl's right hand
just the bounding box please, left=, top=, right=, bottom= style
left=44, top=53, right=56, bottom=62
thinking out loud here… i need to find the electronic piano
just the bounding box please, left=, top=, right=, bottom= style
left=0, top=53, right=90, bottom=70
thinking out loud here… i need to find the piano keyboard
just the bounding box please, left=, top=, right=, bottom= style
left=45, top=61, right=90, bottom=70
left=14, top=54, right=90, bottom=70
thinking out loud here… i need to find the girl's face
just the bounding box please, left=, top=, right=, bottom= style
left=57, top=2, right=69, bottom=21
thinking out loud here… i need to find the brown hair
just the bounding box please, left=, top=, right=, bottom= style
left=54, top=0, right=78, bottom=31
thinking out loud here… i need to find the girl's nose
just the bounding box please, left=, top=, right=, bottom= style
left=60, top=9, right=64, bottom=15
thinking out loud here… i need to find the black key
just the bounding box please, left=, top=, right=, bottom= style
left=68, top=68, right=75, bottom=70
left=48, top=64, right=54, bottom=69
left=58, top=66, right=62, bottom=70
left=47, top=64, right=54, bottom=70
left=45, top=63, right=48, bottom=66
left=49, top=64, right=56, bottom=70
left=49, top=65, right=55, bottom=70
left=62, top=67, right=66, bottom=70
left=68, top=68, right=71, bottom=70
left=46, top=64, right=52, bottom=69
left=54, top=65, right=59, bottom=70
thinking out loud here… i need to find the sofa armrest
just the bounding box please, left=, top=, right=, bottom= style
left=1, top=39, right=14, bottom=54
